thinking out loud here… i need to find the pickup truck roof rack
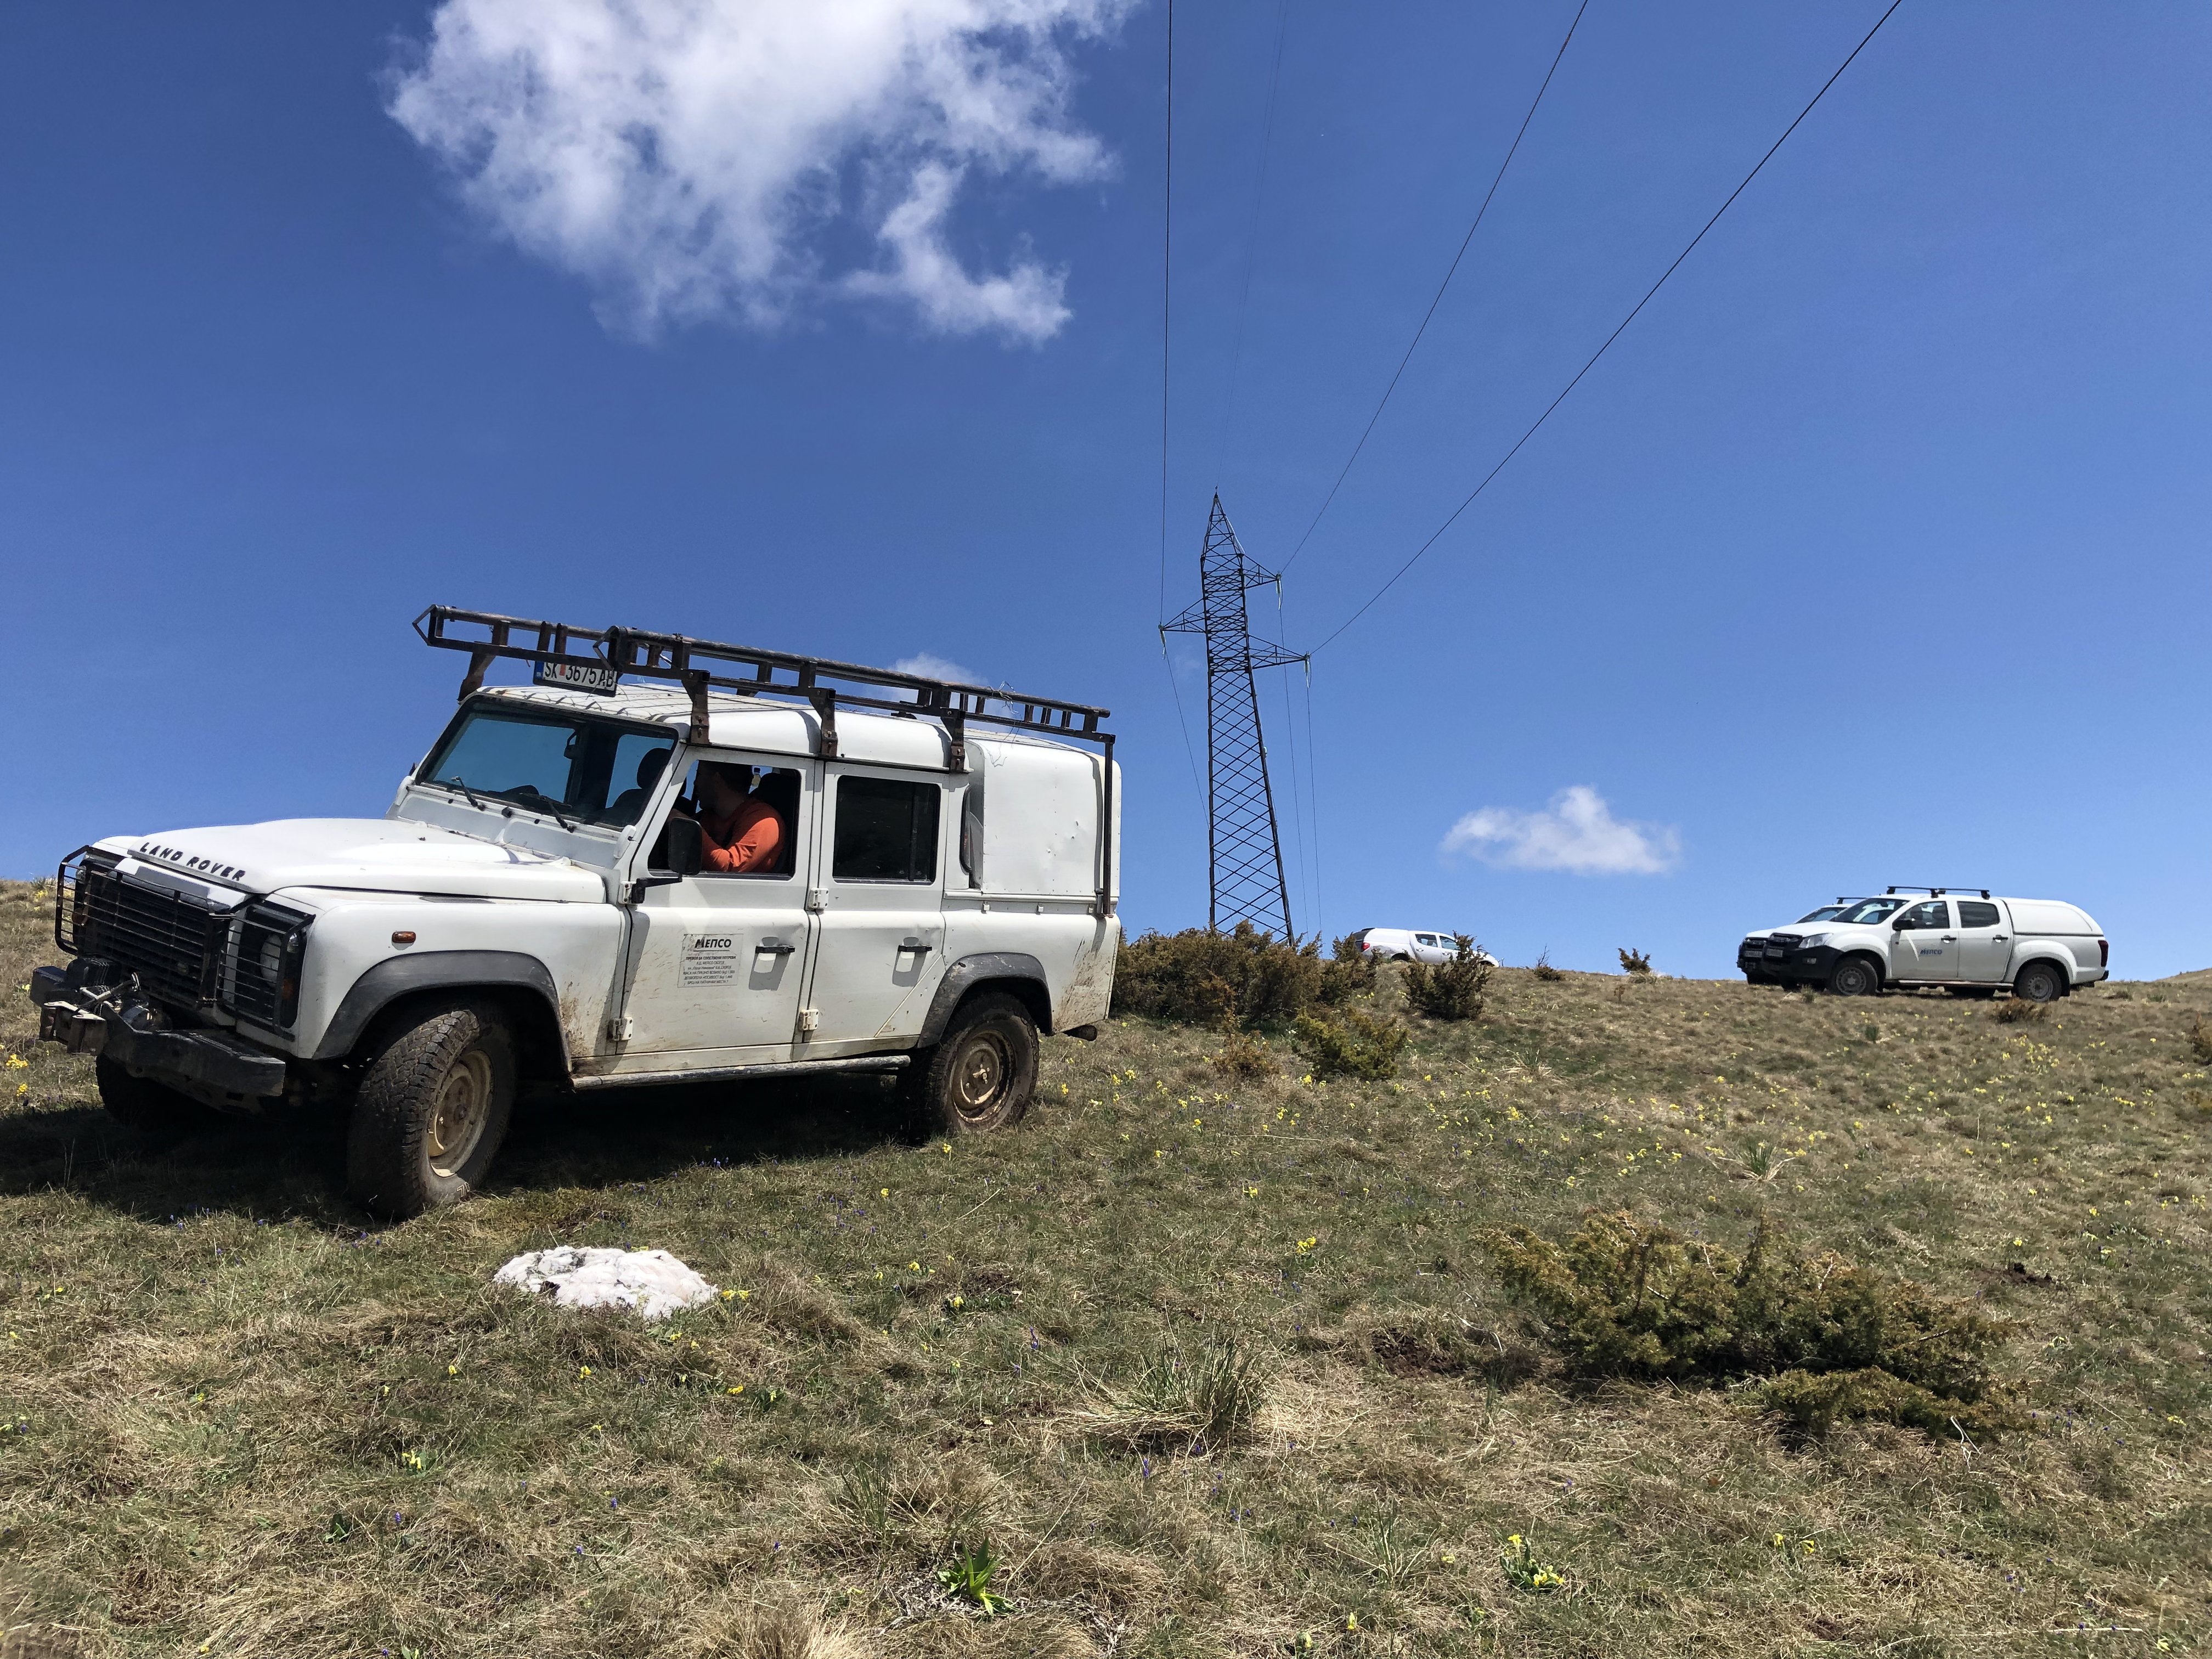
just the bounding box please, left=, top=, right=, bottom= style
left=1884, top=885, right=1991, bottom=899
left=415, top=604, right=1118, bottom=917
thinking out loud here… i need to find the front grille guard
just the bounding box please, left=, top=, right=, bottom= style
left=53, top=847, right=310, bottom=1032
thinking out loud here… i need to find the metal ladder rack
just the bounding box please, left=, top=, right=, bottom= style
left=413, top=605, right=1118, bottom=915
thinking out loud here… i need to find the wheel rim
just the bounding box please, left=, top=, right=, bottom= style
left=952, top=1030, right=1011, bottom=1122
left=427, top=1048, right=493, bottom=1175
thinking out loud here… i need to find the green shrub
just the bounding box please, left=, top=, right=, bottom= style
left=1483, top=1210, right=2021, bottom=1437
left=1404, top=935, right=1492, bottom=1022
left=1209, top=1024, right=1276, bottom=1078
left=1318, top=932, right=1378, bottom=1003
left=2190, top=1013, right=2212, bottom=1065
left=1290, top=1008, right=1407, bottom=1080
left=1111, top=923, right=1322, bottom=1027
left=1533, top=949, right=1565, bottom=983
left=1113, top=923, right=1378, bottom=1027
left=1618, top=947, right=1653, bottom=976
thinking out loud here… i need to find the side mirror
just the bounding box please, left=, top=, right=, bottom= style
left=631, top=816, right=704, bottom=901
left=1891, top=917, right=1909, bottom=931
left=663, top=816, right=704, bottom=878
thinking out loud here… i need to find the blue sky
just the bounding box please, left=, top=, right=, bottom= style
left=3, top=1, right=2205, bottom=978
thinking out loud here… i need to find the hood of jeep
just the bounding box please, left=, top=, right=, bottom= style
left=119, top=819, right=603, bottom=904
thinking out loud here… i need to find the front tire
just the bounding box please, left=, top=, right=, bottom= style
left=2013, top=961, right=2067, bottom=1005
left=915, top=992, right=1037, bottom=1136
left=346, top=1000, right=516, bottom=1219
left=95, top=1057, right=211, bottom=1138
left=1826, top=955, right=1883, bottom=997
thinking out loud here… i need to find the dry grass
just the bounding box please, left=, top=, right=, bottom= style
left=3, top=876, right=2211, bottom=1656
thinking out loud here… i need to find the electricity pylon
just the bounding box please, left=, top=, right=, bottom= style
left=1163, top=495, right=1307, bottom=936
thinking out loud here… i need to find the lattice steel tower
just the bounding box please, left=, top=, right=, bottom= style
left=1164, top=495, right=1307, bottom=936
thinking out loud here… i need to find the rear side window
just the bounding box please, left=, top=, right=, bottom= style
left=833, top=777, right=941, bottom=882
left=1957, top=900, right=2001, bottom=928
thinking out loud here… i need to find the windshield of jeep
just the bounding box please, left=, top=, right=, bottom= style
left=420, top=707, right=676, bottom=828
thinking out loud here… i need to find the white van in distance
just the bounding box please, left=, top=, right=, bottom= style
left=31, top=608, right=1122, bottom=1218
left=1739, top=887, right=2107, bottom=1001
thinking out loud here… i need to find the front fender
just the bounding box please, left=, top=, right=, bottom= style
left=313, top=950, right=566, bottom=1064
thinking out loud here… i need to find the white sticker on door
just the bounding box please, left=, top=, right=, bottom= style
left=680, top=932, right=740, bottom=986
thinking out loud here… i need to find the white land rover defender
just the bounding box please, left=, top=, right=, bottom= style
left=31, top=608, right=1121, bottom=1217
left=1736, top=886, right=2108, bottom=1001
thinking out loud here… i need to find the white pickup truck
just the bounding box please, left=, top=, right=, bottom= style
left=1737, top=887, right=2108, bottom=1000
left=32, top=608, right=1121, bottom=1217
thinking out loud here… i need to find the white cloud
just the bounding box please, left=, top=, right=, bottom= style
left=1440, top=786, right=1681, bottom=876
left=892, top=651, right=984, bottom=685
left=387, top=0, right=1128, bottom=342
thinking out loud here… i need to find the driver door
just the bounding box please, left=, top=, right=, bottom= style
left=1889, top=899, right=1957, bottom=980
left=614, top=753, right=816, bottom=1068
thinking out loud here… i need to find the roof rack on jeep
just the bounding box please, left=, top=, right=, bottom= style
left=1884, top=885, right=1992, bottom=899
left=415, top=604, right=1119, bottom=917
left=415, top=606, right=1109, bottom=761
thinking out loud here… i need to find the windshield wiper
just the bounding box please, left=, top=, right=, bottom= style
left=448, top=775, right=486, bottom=809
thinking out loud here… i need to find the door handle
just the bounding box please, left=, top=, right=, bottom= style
left=1991, top=935, right=2007, bottom=941
left=755, top=939, right=795, bottom=956
left=898, top=939, right=934, bottom=956
left=1939, top=935, right=1957, bottom=942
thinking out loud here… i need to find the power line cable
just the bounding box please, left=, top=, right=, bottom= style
left=1159, top=630, right=1206, bottom=793
left=1280, top=0, right=1590, bottom=573
left=1157, top=0, right=1174, bottom=628
left=1311, top=0, right=1906, bottom=653
left=1153, top=0, right=1204, bottom=798
left=1214, top=0, right=1295, bottom=483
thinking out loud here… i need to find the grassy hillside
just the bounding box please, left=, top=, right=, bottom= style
left=2, top=876, right=2208, bottom=1657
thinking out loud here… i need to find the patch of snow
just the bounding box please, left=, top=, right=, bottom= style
left=493, top=1246, right=718, bottom=1322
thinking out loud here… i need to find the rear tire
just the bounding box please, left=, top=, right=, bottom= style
left=2013, top=961, right=2067, bottom=1005
left=95, top=1057, right=212, bottom=1138
left=1827, top=955, right=1883, bottom=997
left=346, top=1000, right=516, bottom=1220
left=915, top=992, right=1037, bottom=1136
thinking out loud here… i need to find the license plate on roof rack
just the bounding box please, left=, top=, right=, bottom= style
left=533, top=658, right=619, bottom=695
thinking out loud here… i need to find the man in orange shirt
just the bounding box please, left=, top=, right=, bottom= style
left=686, top=763, right=784, bottom=873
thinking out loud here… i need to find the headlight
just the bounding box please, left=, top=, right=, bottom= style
left=1796, top=933, right=1829, bottom=951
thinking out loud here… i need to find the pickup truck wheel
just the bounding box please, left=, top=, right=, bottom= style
left=2013, top=961, right=2067, bottom=1005
left=1826, top=955, right=1883, bottom=997
left=95, top=1057, right=211, bottom=1138
left=347, top=1000, right=516, bottom=1219
left=919, top=992, right=1037, bottom=1135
